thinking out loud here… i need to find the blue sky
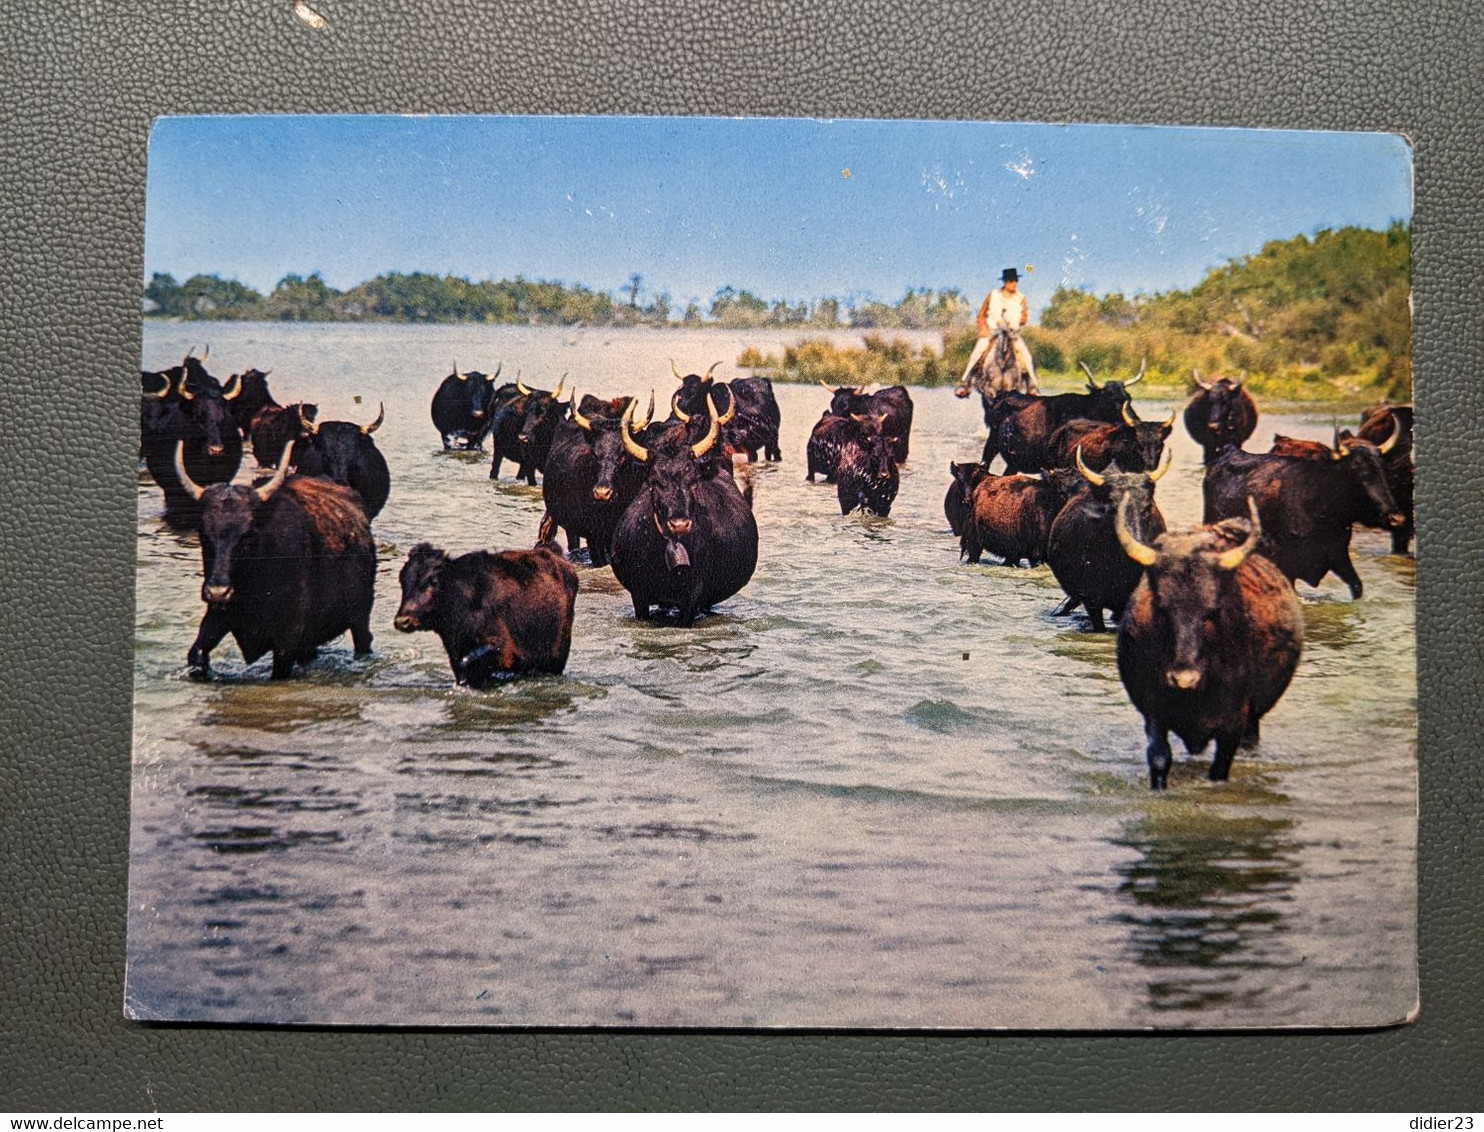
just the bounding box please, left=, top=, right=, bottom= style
left=145, top=116, right=1412, bottom=314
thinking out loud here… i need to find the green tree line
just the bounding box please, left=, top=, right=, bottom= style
left=144, top=270, right=969, bottom=331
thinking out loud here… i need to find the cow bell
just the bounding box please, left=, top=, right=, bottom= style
left=665, top=538, right=691, bottom=570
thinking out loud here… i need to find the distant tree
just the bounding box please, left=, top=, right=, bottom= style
left=626, top=273, right=643, bottom=308
left=143, top=272, right=184, bottom=316
left=261, top=272, right=340, bottom=321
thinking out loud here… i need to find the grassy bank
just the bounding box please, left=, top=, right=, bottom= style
left=739, top=323, right=1407, bottom=404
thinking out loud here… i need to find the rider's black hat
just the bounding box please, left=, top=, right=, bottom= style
left=1001, top=267, right=1019, bottom=283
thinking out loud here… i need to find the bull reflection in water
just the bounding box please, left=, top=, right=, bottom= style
left=1113, top=809, right=1300, bottom=1016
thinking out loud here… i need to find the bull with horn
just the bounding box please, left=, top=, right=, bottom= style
left=1044, top=445, right=1170, bottom=631
left=988, top=358, right=1145, bottom=473
left=609, top=394, right=760, bottom=626
left=491, top=373, right=569, bottom=484
left=1183, top=368, right=1258, bottom=464
left=536, top=390, right=657, bottom=565
left=673, top=360, right=783, bottom=463
left=291, top=401, right=392, bottom=520
left=1115, top=497, right=1303, bottom=789
left=174, top=440, right=377, bottom=682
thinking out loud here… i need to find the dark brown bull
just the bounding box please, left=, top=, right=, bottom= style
left=1046, top=447, right=1171, bottom=630
left=959, top=469, right=1081, bottom=567
left=1046, top=402, right=1175, bottom=472
left=1115, top=499, right=1303, bottom=789
left=175, top=441, right=376, bottom=680
left=1183, top=370, right=1258, bottom=463
left=249, top=402, right=317, bottom=467
left=944, top=461, right=990, bottom=536
left=393, top=542, right=578, bottom=686
left=1203, top=425, right=1404, bottom=599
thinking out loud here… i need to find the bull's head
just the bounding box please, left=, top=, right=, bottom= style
left=175, top=440, right=292, bottom=605
left=1120, top=402, right=1176, bottom=470
left=394, top=542, right=450, bottom=633
left=457, top=362, right=501, bottom=418
left=1116, top=496, right=1262, bottom=691
left=1333, top=422, right=1405, bottom=527
left=623, top=393, right=725, bottom=541
left=672, top=360, right=724, bottom=418
left=515, top=375, right=569, bottom=449
left=850, top=412, right=897, bottom=484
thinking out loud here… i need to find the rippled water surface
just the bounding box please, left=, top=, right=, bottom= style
left=127, top=323, right=1416, bottom=1027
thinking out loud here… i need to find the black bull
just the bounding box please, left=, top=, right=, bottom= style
left=1202, top=437, right=1404, bottom=600
left=609, top=396, right=759, bottom=626
left=1046, top=448, right=1171, bottom=632
left=834, top=413, right=900, bottom=517
left=984, top=360, right=1145, bottom=471
left=291, top=403, right=392, bottom=520
left=538, top=393, right=657, bottom=566
left=1115, top=501, right=1303, bottom=790
left=174, top=441, right=376, bottom=681
left=822, top=383, right=914, bottom=462
left=431, top=363, right=506, bottom=450
left=672, top=362, right=782, bottom=462
left=1183, top=372, right=1258, bottom=463
left=490, top=377, right=568, bottom=484
left=140, top=355, right=243, bottom=526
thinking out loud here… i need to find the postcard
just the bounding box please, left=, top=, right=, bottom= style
left=127, top=115, right=1415, bottom=1027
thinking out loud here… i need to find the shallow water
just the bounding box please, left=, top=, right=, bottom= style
left=127, top=322, right=1416, bottom=1028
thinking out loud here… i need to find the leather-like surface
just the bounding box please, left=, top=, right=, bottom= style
left=2, top=0, right=1479, bottom=1112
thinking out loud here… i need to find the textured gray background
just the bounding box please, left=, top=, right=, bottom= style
left=3, top=0, right=1480, bottom=1112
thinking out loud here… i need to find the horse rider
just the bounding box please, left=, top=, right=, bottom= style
left=955, top=267, right=1039, bottom=397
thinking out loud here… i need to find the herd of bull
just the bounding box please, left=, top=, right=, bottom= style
left=139, top=347, right=1413, bottom=790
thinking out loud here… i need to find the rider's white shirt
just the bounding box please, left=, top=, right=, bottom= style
left=986, top=287, right=1028, bottom=330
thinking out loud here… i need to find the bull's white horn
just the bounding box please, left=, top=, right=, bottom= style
left=361, top=402, right=385, bottom=435
left=571, top=393, right=594, bottom=432
left=222, top=373, right=243, bottom=401
left=255, top=441, right=294, bottom=502
left=691, top=394, right=722, bottom=458
left=1114, top=495, right=1158, bottom=567
left=620, top=403, right=650, bottom=463
left=1074, top=445, right=1105, bottom=486
left=173, top=441, right=206, bottom=501
left=1378, top=417, right=1400, bottom=455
